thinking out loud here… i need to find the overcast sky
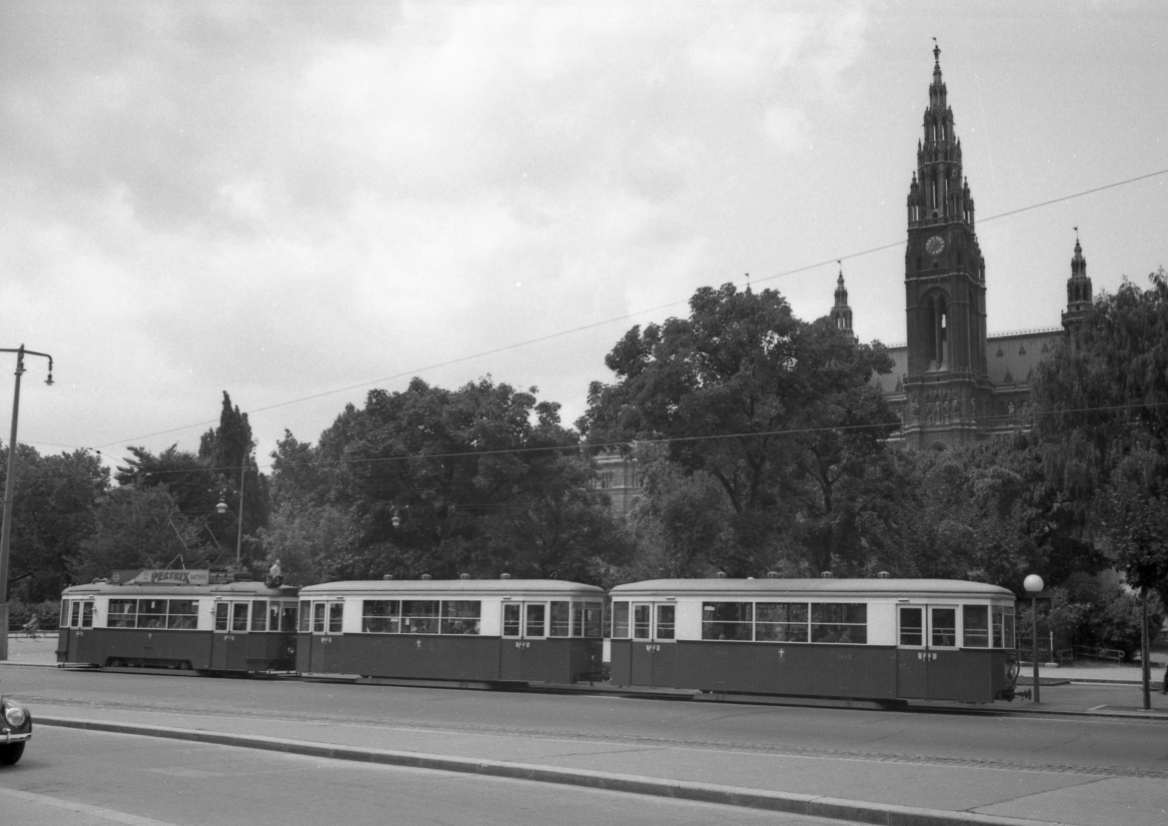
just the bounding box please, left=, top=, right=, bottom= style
left=2, top=0, right=1166, bottom=476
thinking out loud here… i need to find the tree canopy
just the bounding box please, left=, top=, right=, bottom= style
left=579, top=283, right=897, bottom=575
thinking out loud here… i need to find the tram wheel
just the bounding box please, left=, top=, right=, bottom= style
left=0, top=742, right=25, bottom=766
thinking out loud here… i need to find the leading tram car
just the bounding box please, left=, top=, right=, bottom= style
left=610, top=577, right=1019, bottom=703
left=297, top=578, right=605, bottom=684
left=58, top=578, right=300, bottom=672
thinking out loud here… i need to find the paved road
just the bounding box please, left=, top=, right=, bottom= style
left=3, top=667, right=1166, bottom=777
left=0, top=725, right=843, bottom=826
left=4, top=659, right=1168, bottom=825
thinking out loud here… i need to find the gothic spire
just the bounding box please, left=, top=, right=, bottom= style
left=830, top=263, right=854, bottom=341
left=1062, top=231, right=1092, bottom=334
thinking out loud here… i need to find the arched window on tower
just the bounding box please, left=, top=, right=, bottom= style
left=925, top=293, right=948, bottom=370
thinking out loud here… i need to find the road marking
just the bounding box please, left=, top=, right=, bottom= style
left=1087, top=705, right=1107, bottom=711
left=0, top=788, right=181, bottom=826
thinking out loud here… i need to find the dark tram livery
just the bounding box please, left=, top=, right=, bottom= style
left=609, top=578, right=1019, bottom=704
left=57, top=574, right=300, bottom=672
left=297, top=578, right=605, bottom=684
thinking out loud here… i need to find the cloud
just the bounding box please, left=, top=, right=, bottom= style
left=0, top=1, right=872, bottom=460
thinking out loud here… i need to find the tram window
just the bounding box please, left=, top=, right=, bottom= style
left=299, top=601, right=311, bottom=632
left=216, top=603, right=231, bottom=632
left=931, top=608, right=957, bottom=647
left=548, top=602, right=571, bottom=637
left=655, top=605, right=675, bottom=640
left=963, top=605, right=989, bottom=647
left=362, top=600, right=401, bottom=633
left=702, top=602, right=753, bottom=641
left=441, top=601, right=481, bottom=635
left=632, top=604, right=651, bottom=639
left=62, top=600, right=71, bottom=627
left=312, top=602, right=326, bottom=633
left=168, top=600, right=198, bottom=630
left=810, top=603, right=867, bottom=644
left=993, top=608, right=1016, bottom=649
left=402, top=600, right=439, bottom=634
left=525, top=603, right=546, bottom=637
left=251, top=601, right=268, bottom=632
left=756, top=603, right=809, bottom=642
left=281, top=601, right=299, bottom=632
left=139, top=599, right=167, bottom=629
left=327, top=602, right=343, bottom=633
left=232, top=602, right=250, bottom=632
left=899, top=607, right=924, bottom=646
left=69, top=601, right=81, bottom=627
left=503, top=603, right=521, bottom=637
left=612, top=602, right=630, bottom=638
left=579, top=601, right=603, bottom=638
left=109, top=599, right=138, bottom=628
left=82, top=601, right=94, bottom=628
left=267, top=601, right=281, bottom=632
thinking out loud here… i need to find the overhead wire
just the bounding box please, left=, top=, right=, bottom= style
left=16, top=166, right=1168, bottom=463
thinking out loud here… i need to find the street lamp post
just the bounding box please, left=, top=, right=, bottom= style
left=1023, top=573, right=1044, bottom=704
left=215, top=454, right=248, bottom=566
left=0, top=345, right=54, bottom=661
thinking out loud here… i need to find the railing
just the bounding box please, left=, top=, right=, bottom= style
left=1072, top=645, right=1124, bottom=663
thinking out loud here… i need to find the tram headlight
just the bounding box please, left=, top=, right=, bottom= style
left=3, top=703, right=27, bottom=728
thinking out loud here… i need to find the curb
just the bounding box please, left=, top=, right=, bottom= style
left=38, top=715, right=1065, bottom=826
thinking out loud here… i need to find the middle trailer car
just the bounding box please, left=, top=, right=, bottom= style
left=297, top=578, right=605, bottom=684
left=610, top=577, right=1019, bottom=704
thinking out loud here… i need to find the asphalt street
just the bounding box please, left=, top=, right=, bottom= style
left=1, top=725, right=846, bottom=826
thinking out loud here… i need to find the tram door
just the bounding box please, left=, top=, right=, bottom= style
left=59, top=599, right=96, bottom=663
left=629, top=603, right=678, bottom=687
left=302, top=600, right=345, bottom=673
left=499, top=602, right=548, bottom=681
left=210, top=601, right=251, bottom=670
left=896, top=604, right=961, bottom=699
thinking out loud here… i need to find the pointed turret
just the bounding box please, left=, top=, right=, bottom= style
left=830, top=266, right=855, bottom=342
left=1062, top=233, right=1093, bottom=334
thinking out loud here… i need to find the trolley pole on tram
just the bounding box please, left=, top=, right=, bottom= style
left=1024, top=574, right=1044, bottom=703
left=0, top=346, right=54, bottom=661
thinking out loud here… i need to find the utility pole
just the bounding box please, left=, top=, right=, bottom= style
left=0, top=345, right=54, bottom=661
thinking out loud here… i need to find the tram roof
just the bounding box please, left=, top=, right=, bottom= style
left=299, top=579, right=605, bottom=596
left=62, top=581, right=298, bottom=597
left=610, top=578, right=1014, bottom=599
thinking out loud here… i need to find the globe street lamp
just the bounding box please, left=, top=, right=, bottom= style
left=0, top=345, right=54, bottom=661
left=1023, top=573, right=1044, bottom=703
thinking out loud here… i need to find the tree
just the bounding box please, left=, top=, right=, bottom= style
left=579, top=283, right=898, bottom=575
left=1033, top=269, right=1168, bottom=706
left=2, top=446, right=109, bottom=601
left=199, top=391, right=270, bottom=562
left=116, top=445, right=216, bottom=516
left=270, top=377, right=625, bottom=583
left=68, top=486, right=209, bottom=584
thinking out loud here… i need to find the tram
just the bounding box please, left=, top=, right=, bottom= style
left=609, top=577, right=1019, bottom=703
left=58, top=571, right=299, bottom=673
left=297, top=577, right=605, bottom=684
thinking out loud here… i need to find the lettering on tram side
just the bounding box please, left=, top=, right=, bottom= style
left=514, top=641, right=531, bottom=649
left=916, top=652, right=937, bottom=661
left=644, top=644, right=661, bottom=652
left=836, top=652, right=853, bottom=660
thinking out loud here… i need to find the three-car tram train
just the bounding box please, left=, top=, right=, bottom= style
left=57, top=574, right=1020, bottom=703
